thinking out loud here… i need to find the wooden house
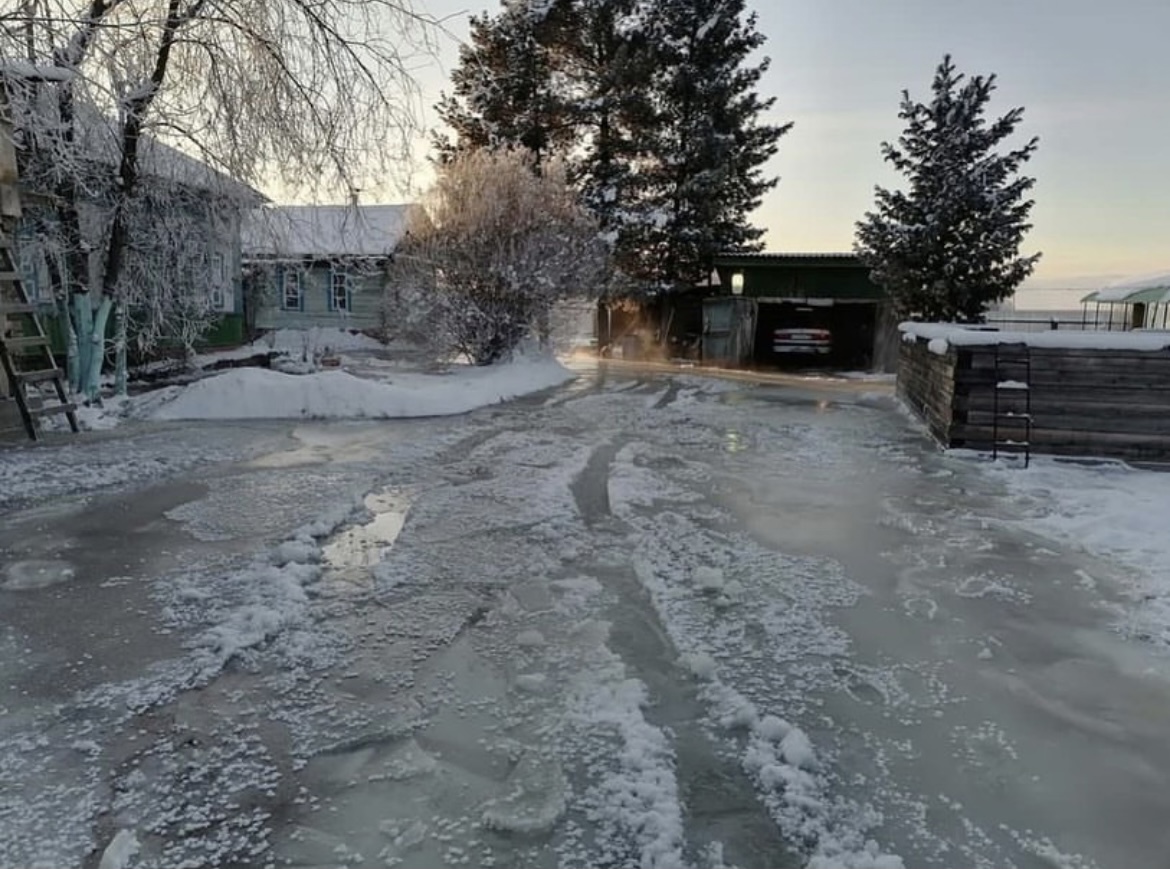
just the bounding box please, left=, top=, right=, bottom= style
left=243, top=204, right=407, bottom=334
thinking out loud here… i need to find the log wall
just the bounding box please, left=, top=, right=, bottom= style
left=896, top=337, right=957, bottom=444
left=898, top=336, right=1170, bottom=461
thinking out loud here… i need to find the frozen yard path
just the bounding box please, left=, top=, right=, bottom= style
left=2, top=362, right=1169, bottom=869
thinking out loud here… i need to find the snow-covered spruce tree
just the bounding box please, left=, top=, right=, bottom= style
left=386, top=147, right=609, bottom=366
left=433, top=0, right=785, bottom=297
left=637, top=0, right=788, bottom=292
left=433, top=0, right=658, bottom=291
left=434, top=1, right=574, bottom=167
left=2, top=0, right=435, bottom=397
left=855, top=55, right=1040, bottom=322
left=553, top=0, right=656, bottom=273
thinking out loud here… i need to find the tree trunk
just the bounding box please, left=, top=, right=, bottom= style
left=113, top=299, right=128, bottom=396
left=84, top=296, right=112, bottom=401
left=73, top=292, right=93, bottom=394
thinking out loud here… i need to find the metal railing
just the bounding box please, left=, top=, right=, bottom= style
left=983, top=310, right=1136, bottom=333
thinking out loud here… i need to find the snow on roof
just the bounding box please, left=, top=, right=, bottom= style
left=1082, top=270, right=1170, bottom=304
left=12, top=93, right=262, bottom=201
left=242, top=204, right=410, bottom=258
left=900, top=321, right=1170, bottom=352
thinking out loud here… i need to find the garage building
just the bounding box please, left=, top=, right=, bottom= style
left=710, top=252, right=896, bottom=371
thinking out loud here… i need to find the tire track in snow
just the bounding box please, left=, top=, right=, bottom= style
left=571, top=438, right=798, bottom=868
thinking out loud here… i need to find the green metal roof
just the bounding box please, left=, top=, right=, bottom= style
left=715, top=251, right=861, bottom=267
left=1082, top=286, right=1170, bottom=305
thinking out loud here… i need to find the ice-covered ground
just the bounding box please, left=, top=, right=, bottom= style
left=3, top=364, right=1170, bottom=869
left=984, top=456, right=1170, bottom=645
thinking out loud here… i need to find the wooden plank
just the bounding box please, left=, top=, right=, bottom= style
left=957, top=395, right=1170, bottom=418
left=952, top=424, right=1170, bottom=449
left=28, top=401, right=77, bottom=417
left=2, top=335, right=50, bottom=352
left=955, top=371, right=1170, bottom=391
left=964, top=412, right=1167, bottom=435
left=17, top=368, right=61, bottom=384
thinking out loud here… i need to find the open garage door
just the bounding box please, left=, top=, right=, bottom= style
left=753, top=299, right=878, bottom=369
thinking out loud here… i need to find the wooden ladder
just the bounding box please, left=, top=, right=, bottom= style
left=991, top=342, right=1031, bottom=468
left=0, top=234, right=79, bottom=440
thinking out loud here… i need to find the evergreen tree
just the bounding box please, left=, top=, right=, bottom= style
left=855, top=55, right=1040, bottom=322
left=546, top=0, right=658, bottom=283
left=434, top=0, right=786, bottom=296
left=434, top=1, right=573, bottom=166
left=638, top=0, right=789, bottom=291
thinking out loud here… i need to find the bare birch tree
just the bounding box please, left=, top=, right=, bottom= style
left=386, top=147, right=609, bottom=365
left=2, top=0, right=436, bottom=396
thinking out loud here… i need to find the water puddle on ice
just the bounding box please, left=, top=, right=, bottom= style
left=321, top=489, right=411, bottom=583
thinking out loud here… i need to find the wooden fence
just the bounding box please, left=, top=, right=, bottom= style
left=898, top=335, right=1170, bottom=460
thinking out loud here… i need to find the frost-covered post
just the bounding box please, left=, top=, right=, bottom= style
left=855, top=55, right=1041, bottom=322
left=386, top=148, right=609, bottom=365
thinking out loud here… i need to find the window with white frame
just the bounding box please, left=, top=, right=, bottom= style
left=17, top=245, right=50, bottom=302
left=209, top=252, right=229, bottom=311
left=281, top=269, right=303, bottom=311
left=329, top=268, right=351, bottom=312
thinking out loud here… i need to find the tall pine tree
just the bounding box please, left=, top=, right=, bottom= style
left=434, top=1, right=574, bottom=166
left=855, top=55, right=1040, bottom=322
left=435, top=0, right=786, bottom=295
left=637, top=0, right=789, bottom=291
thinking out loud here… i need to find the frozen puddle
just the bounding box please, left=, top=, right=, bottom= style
left=321, top=489, right=412, bottom=588
left=2, top=559, right=77, bottom=590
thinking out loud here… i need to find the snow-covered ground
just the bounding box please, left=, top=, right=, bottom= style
left=3, top=365, right=1170, bottom=869
left=984, top=456, right=1170, bottom=645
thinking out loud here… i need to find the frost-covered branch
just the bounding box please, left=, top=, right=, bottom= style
left=2, top=0, right=438, bottom=392
left=386, top=147, right=610, bottom=365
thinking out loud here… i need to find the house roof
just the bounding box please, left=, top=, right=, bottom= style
left=242, top=204, right=410, bottom=258
left=714, top=252, right=863, bottom=267
left=9, top=86, right=263, bottom=203
left=1082, top=270, right=1170, bottom=305
left=716, top=251, right=858, bottom=260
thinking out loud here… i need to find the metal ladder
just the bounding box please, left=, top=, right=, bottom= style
left=0, top=233, right=79, bottom=440
left=991, top=342, right=1031, bottom=467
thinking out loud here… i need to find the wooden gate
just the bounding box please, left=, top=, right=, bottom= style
left=702, top=297, right=757, bottom=366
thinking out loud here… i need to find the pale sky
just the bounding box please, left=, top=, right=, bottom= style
left=409, top=0, right=1169, bottom=288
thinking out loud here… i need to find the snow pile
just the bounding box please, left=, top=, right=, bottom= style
left=254, top=326, right=387, bottom=354
left=989, top=457, right=1170, bottom=644
left=190, top=327, right=386, bottom=368
left=576, top=674, right=685, bottom=869
left=148, top=354, right=574, bottom=420
left=178, top=500, right=359, bottom=679
left=900, top=321, right=1170, bottom=352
